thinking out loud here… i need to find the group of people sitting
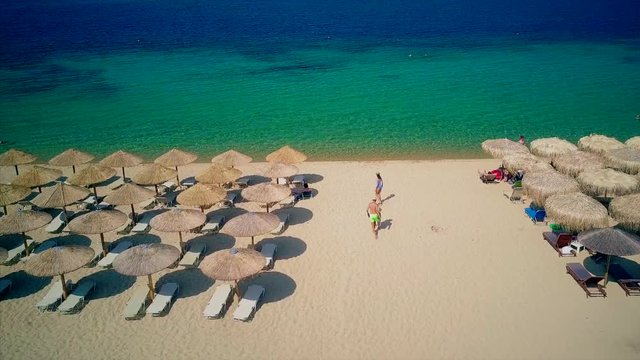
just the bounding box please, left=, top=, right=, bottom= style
left=480, top=166, right=524, bottom=185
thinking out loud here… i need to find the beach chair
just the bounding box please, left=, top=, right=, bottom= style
left=524, top=208, right=546, bottom=224
left=566, top=263, right=606, bottom=298
left=0, top=278, right=12, bottom=299
left=479, top=172, right=497, bottom=183
left=160, top=181, right=176, bottom=193
left=108, top=177, right=125, bottom=190
left=116, top=218, right=133, bottom=235
left=181, top=176, right=196, bottom=187
left=203, top=283, right=233, bottom=319
left=271, top=212, right=289, bottom=234
left=46, top=211, right=74, bottom=233
left=131, top=212, right=155, bottom=233
left=279, top=195, right=297, bottom=208
left=291, top=175, right=306, bottom=187
left=146, top=282, right=179, bottom=316
left=609, top=263, right=640, bottom=296
left=140, top=197, right=156, bottom=210
left=4, top=239, right=35, bottom=264
left=124, top=287, right=151, bottom=320
left=96, top=201, right=113, bottom=210
left=179, top=243, right=206, bottom=267
left=276, top=177, right=289, bottom=185
left=36, top=280, right=73, bottom=312
left=235, top=177, right=251, bottom=188
left=201, top=215, right=225, bottom=234
left=20, top=239, right=57, bottom=262
left=58, top=280, right=96, bottom=314
left=301, top=190, right=314, bottom=200
left=542, top=232, right=575, bottom=257
left=503, top=187, right=524, bottom=203
left=16, top=200, right=34, bottom=211
left=97, top=241, right=132, bottom=268
left=223, top=192, right=239, bottom=206
left=233, top=284, right=265, bottom=321
left=260, top=243, right=277, bottom=269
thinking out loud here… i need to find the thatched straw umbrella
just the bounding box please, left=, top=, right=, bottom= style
left=0, top=149, right=36, bottom=175
left=603, top=147, right=640, bottom=175
left=626, top=136, right=640, bottom=150
left=259, top=162, right=299, bottom=183
left=0, top=184, right=31, bottom=214
left=112, top=243, right=180, bottom=300
left=11, top=166, right=62, bottom=192
left=154, top=148, right=197, bottom=183
left=578, top=227, right=640, bottom=286
left=176, top=184, right=226, bottom=212
left=68, top=210, right=128, bottom=254
left=501, top=153, right=551, bottom=173
left=195, top=165, right=242, bottom=185
left=149, top=209, right=206, bottom=249
left=241, top=183, right=291, bottom=212
left=131, top=163, right=177, bottom=194
left=0, top=210, right=52, bottom=255
left=522, top=170, right=580, bottom=207
left=609, top=194, right=640, bottom=232
left=266, top=145, right=307, bottom=164
left=577, top=168, right=640, bottom=198
left=67, top=164, right=116, bottom=197
left=481, top=138, right=529, bottom=158
left=24, top=246, right=94, bottom=298
left=103, top=183, right=155, bottom=222
left=530, top=137, right=577, bottom=158
left=552, top=151, right=606, bottom=177
left=222, top=212, right=280, bottom=247
left=545, top=192, right=611, bottom=232
left=99, top=150, right=143, bottom=179
left=211, top=149, right=252, bottom=168
left=48, top=148, right=94, bottom=173
left=577, top=134, right=624, bottom=155
left=31, top=182, right=91, bottom=223
left=200, top=247, right=265, bottom=298
left=0, top=247, right=7, bottom=263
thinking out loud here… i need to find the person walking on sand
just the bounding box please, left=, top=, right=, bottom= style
left=367, top=199, right=381, bottom=238
left=375, top=172, right=383, bottom=204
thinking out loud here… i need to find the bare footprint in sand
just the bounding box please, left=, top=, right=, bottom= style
left=430, top=225, right=443, bottom=233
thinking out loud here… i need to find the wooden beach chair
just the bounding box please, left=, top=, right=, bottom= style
left=124, top=287, right=151, bottom=320
left=179, top=242, right=206, bottom=267
left=542, top=232, right=575, bottom=257
left=0, top=278, right=12, bottom=299
left=233, top=284, right=265, bottom=321
left=260, top=243, right=277, bottom=269
left=566, top=263, right=606, bottom=298
left=609, top=263, right=640, bottom=296
left=200, top=215, right=225, bottom=234
left=203, top=283, right=233, bottom=319
left=146, top=282, right=179, bottom=316
left=503, top=187, right=524, bottom=203
left=58, top=280, right=96, bottom=314
left=97, top=241, right=132, bottom=268
left=36, top=280, right=73, bottom=312
left=271, top=212, right=289, bottom=234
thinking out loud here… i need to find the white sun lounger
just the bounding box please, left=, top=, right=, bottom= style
left=271, top=213, right=290, bottom=234
left=160, top=181, right=176, bottom=193
left=58, top=280, right=96, bottom=314
left=96, top=201, right=113, bottom=210
left=260, top=243, right=277, bottom=269
left=140, top=197, right=156, bottom=210
left=36, top=280, right=73, bottom=312
left=124, top=287, right=151, bottom=320
left=203, top=283, right=233, bottom=319
left=20, top=239, right=57, bottom=263
left=0, top=279, right=12, bottom=299
left=291, top=175, right=305, bottom=186
left=116, top=218, right=133, bottom=235
left=235, top=177, right=251, bottom=188
left=224, top=192, right=238, bottom=206
left=201, top=215, right=225, bottom=234
left=97, top=241, right=132, bottom=268
left=233, top=284, right=265, bottom=321
left=4, top=239, right=35, bottom=264
left=181, top=177, right=196, bottom=187
left=146, top=282, right=179, bottom=316
left=179, top=243, right=206, bottom=267
left=108, top=177, right=125, bottom=190
left=46, top=211, right=74, bottom=233
left=131, top=212, right=155, bottom=233
left=279, top=195, right=297, bottom=208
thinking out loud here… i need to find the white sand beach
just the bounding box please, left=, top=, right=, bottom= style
left=1, top=159, right=639, bottom=360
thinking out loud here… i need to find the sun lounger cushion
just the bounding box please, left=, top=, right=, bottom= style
left=179, top=243, right=206, bottom=267
left=203, top=283, right=233, bottom=319
left=131, top=212, right=155, bottom=233
left=46, top=211, right=74, bottom=233
left=233, top=284, right=265, bottom=321
left=201, top=215, right=225, bottom=233
left=146, top=282, right=179, bottom=316
left=124, top=287, right=151, bottom=320
left=0, top=278, right=12, bottom=299
left=566, top=263, right=606, bottom=298
left=58, top=280, right=96, bottom=314
left=271, top=213, right=289, bottom=234
left=261, top=243, right=277, bottom=269
left=4, top=239, right=35, bottom=264
left=36, top=280, right=73, bottom=312
left=108, top=177, right=125, bottom=190
left=97, top=241, right=132, bottom=268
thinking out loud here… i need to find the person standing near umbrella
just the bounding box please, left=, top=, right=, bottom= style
left=375, top=173, right=383, bottom=204
left=367, top=199, right=381, bottom=239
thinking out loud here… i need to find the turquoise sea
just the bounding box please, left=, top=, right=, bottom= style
left=1, top=1, right=639, bottom=161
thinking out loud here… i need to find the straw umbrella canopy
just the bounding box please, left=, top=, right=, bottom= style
left=0, top=184, right=31, bottom=214
left=522, top=170, right=580, bottom=207
left=31, top=182, right=91, bottom=223
left=576, top=168, right=640, bottom=199
left=266, top=145, right=307, bottom=164
left=11, top=166, right=62, bottom=192
left=241, top=183, right=291, bottom=212
left=200, top=247, right=265, bottom=297
left=501, top=153, right=551, bottom=173
left=112, top=243, right=180, bottom=300
left=609, top=194, right=640, bottom=232
left=0, top=247, right=7, bottom=263
left=195, top=164, right=242, bottom=185
left=67, top=164, right=116, bottom=197
left=176, top=183, right=226, bottom=211
left=154, top=148, right=197, bottom=183
left=577, top=227, right=640, bottom=286
left=48, top=148, right=94, bottom=173
left=603, top=147, right=640, bottom=175
left=259, top=162, right=299, bottom=181
left=67, top=210, right=128, bottom=254
left=103, top=183, right=156, bottom=221
left=99, top=150, right=143, bottom=179
left=130, top=163, right=177, bottom=194
left=211, top=149, right=252, bottom=168
left=552, top=151, right=606, bottom=177
left=24, top=245, right=94, bottom=298
left=0, top=149, right=36, bottom=175
left=530, top=137, right=577, bottom=158
left=222, top=212, right=280, bottom=247
left=481, top=138, right=529, bottom=158
left=0, top=210, right=52, bottom=255
left=626, top=136, right=640, bottom=150
left=545, top=192, right=611, bottom=232
left=149, top=209, right=206, bottom=248
left=577, top=134, right=624, bottom=155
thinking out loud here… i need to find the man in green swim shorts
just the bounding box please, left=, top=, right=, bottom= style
left=367, top=199, right=382, bottom=238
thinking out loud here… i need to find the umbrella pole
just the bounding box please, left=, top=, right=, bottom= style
left=38, top=186, right=42, bottom=193
left=266, top=204, right=269, bottom=213
left=60, top=273, right=68, bottom=299
left=179, top=232, right=184, bottom=252
left=62, top=205, right=69, bottom=224
left=22, top=232, right=30, bottom=255
left=234, top=280, right=241, bottom=299
left=122, top=167, right=126, bottom=181
left=3, top=205, right=7, bottom=214
left=14, top=165, right=19, bottom=176
left=147, top=274, right=155, bottom=300
left=99, top=233, right=107, bottom=255
left=250, top=236, right=255, bottom=248
left=154, top=185, right=159, bottom=195
left=72, top=165, right=76, bottom=174
left=93, top=186, right=98, bottom=198
left=130, top=204, right=136, bottom=223
left=604, top=255, right=612, bottom=287
left=175, top=166, right=180, bottom=184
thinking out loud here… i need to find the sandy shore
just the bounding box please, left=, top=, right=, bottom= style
left=1, top=159, right=639, bottom=360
